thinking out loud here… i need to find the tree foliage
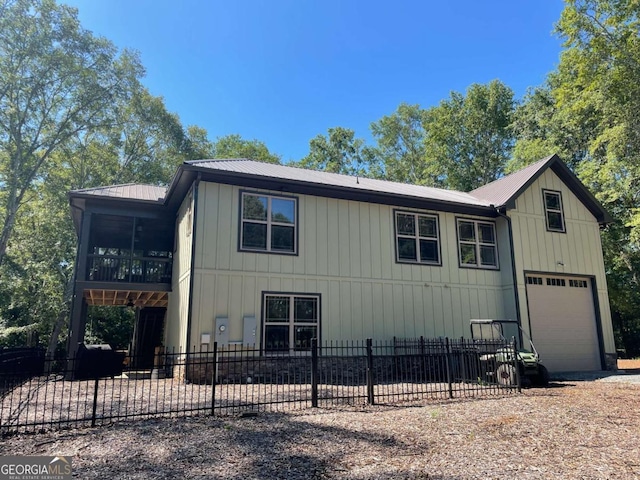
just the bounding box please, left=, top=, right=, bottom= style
left=304, top=82, right=516, bottom=192
left=299, top=127, right=375, bottom=175
left=422, top=80, right=515, bottom=191
left=370, top=104, right=431, bottom=184
left=0, top=0, right=143, bottom=268
left=211, top=134, right=280, bottom=164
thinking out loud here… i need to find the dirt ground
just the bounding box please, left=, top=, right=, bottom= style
left=1, top=378, right=639, bottom=479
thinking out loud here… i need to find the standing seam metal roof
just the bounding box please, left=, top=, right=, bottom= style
left=70, top=184, right=167, bottom=202
left=70, top=155, right=602, bottom=220
left=187, top=159, right=492, bottom=207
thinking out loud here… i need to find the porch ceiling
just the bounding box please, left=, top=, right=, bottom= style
left=83, top=289, right=168, bottom=308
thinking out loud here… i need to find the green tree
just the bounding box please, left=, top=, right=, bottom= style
left=299, top=127, right=375, bottom=176
left=0, top=177, right=75, bottom=353
left=423, top=80, right=515, bottom=191
left=0, top=0, right=143, bottom=268
left=370, top=104, right=433, bottom=184
left=211, top=134, right=281, bottom=164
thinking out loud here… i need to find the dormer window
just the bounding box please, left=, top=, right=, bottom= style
left=543, top=190, right=565, bottom=233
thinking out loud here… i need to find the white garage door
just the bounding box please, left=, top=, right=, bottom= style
left=526, top=275, right=601, bottom=372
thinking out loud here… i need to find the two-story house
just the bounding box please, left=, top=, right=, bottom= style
left=68, top=154, right=616, bottom=372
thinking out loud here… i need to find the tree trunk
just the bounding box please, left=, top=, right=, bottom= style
left=45, top=273, right=75, bottom=372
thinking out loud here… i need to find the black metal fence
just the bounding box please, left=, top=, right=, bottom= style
left=0, top=348, right=45, bottom=396
left=0, top=337, right=519, bottom=435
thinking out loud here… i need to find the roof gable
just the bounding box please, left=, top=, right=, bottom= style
left=469, top=154, right=612, bottom=225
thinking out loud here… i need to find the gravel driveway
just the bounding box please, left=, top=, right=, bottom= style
left=2, top=377, right=639, bottom=479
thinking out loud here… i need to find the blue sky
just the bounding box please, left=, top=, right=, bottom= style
left=65, top=0, right=566, bottom=162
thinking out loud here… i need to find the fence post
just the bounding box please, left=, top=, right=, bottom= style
left=91, top=377, right=99, bottom=428
left=211, top=341, right=218, bottom=416
left=419, top=336, right=426, bottom=383
left=366, top=338, right=375, bottom=405
left=511, top=337, right=522, bottom=393
left=444, top=337, right=453, bottom=399
left=311, top=338, right=318, bottom=408
left=459, top=336, right=468, bottom=382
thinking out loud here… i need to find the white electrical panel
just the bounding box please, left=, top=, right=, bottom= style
left=243, top=316, right=257, bottom=346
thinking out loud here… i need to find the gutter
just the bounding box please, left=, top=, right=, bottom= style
left=495, top=207, right=522, bottom=327
left=185, top=173, right=201, bottom=352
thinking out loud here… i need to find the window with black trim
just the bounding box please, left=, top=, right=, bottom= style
left=395, top=211, right=440, bottom=265
left=543, top=190, right=565, bottom=233
left=263, top=294, right=319, bottom=353
left=457, top=219, right=498, bottom=269
left=240, top=192, right=297, bottom=253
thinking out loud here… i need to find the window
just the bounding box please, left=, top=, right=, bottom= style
left=526, top=276, right=543, bottom=285
left=547, top=277, right=566, bottom=287
left=395, top=211, right=440, bottom=265
left=240, top=192, right=297, bottom=254
left=263, top=294, right=319, bottom=353
left=543, top=190, right=565, bottom=233
left=569, top=279, right=588, bottom=288
left=457, top=219, right=498, bottom=269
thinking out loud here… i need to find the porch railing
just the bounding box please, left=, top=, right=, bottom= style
left=86, top=255, right=172, bottom=284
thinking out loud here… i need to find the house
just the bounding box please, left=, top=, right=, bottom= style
left=67, top=154, right=617, bottom=372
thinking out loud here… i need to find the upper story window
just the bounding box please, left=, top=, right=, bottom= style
left=543, top=190, right=565, bottom=233
left=395, top=211, right=441, bottom=265
left=240, top=192, right=297, bottom=254
left=457, top=219, right=498, bottom=269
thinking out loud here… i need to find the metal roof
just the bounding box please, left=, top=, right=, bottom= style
left=68, top=155, right=611, bottom=225
left=70, top=184, right=167, bottom=203
left=187, top=159, right=492, bottom=207
left=469, top=155, right=555, bottom=207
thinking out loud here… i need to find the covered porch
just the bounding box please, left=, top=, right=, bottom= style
left=67, top=188, right=176, bottom=366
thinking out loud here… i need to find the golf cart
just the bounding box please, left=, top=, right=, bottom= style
left=470, top=319, right=549, bottom=387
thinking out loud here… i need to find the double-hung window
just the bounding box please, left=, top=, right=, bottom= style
left=457, top=219, right=498, bottom=269
left=543, top=190, right=565, bottom=233
left=395, top=211, right=440, bottom=265
left=240, top=192, right=297, bottom=254
left=263, top=294, right=319, bottom=353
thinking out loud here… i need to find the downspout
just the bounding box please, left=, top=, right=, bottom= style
left=185, top=173, right=201, bottom=352
left=495, top=207, right=522, bottom=327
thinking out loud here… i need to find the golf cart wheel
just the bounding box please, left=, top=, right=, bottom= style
left=537, top=364, right=550, bottom=387
left=496, top=364, right=517, bottom=386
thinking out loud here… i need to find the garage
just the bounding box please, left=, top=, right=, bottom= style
left=525, top=274, right=602, bottom=372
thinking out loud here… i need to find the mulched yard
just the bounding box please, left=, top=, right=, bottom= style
left=1, top=377, right=639, bottom=479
